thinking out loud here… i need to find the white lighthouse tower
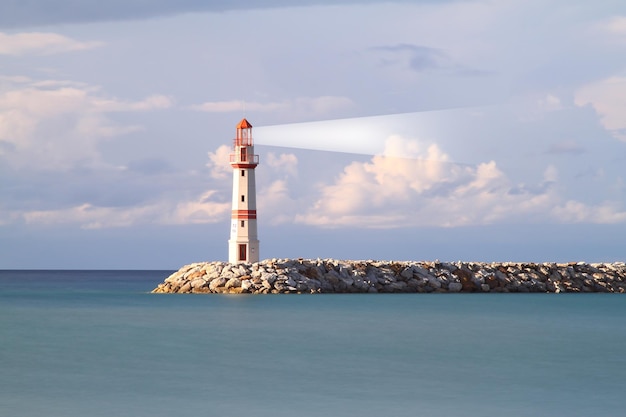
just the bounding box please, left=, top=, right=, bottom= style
left=228, top=118, right=260, bottom=264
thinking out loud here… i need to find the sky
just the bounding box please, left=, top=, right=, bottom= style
left=2, top=0, right=626, bottom=268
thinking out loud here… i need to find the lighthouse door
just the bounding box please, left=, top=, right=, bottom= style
left=238, top=244, right=247, bottom=261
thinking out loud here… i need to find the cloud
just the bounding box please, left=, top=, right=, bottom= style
left=0, top=0, right=457, bottom=29
left=92, top=94, right=174, bottom=112
left=0, top=32, right=103, bottom=55
left=0, top=78, right=173, bottom=169
left=575, top=76, right=626, bottom=140
left=251, top=151, right=301, bottom=225
left=545, top=140, right=586, bottom=155
left=1, top=134, right=238, bottom=230
left=373, top=44, right=445, bottom=72
left=206, top=145, right=233, bottom=179
left=553, top=200, right=626, bottom=224
left=1, top=142, right=300, bottom=231
left=265, top=152, right=298, bottom=177
left=537, top=94, right=563, bottom=112
left=168, top=190, right=230, bottom=225
left=294, top=135, right=626, bottom=228
left=605, top=16, right=626, bottom=36
left=190, top=96, right=354, bottom=118
left=372, top=43, right=488, bottom=76
left=0, top=75, right=93, bottom=90
left=125, top=158, right=172, bottom=175
left=22, top=203, right=157, bottom=229
left=257, top=179, right=299, bottom=225
left=0, top=75, right=184, bottom=231
left=18, top=189, right=230, bottom=229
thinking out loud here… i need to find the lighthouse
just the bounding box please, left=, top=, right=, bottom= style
left=228, top=118, right=260, bottom=264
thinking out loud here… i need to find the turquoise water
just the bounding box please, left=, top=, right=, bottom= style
left=1, top=270, right=625, bottom=417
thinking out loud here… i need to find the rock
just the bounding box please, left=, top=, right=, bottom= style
left=152, top=259, right=626, bottom=294
left=400, top=267, right=414, bottom=279
left=454, top=267, right=474, bottom=291
left=225, top=278, right=242, bottom=289
left=187, top=270, right=205, bottom=280
left=413, top=267, right=432, bottom=280
left=241, top=280, right=254, bottom=292
left=261, top=272, right=277, bottom=284
left=304, top=278, right=322, bottom=291
left=209, top=277, right=227, bottom=291
left=190, top=278, right=206, bottom=289
left=339, top=265, right=352, bottom=277
left=485, top=274, right=499, bottom=289
left=352, top=277, right=369, bottom=291
left=427, top=276, right=442, bottom=289
left=386, top=281, right=408, bottom=292
left=164, top=272, right=181, bottom=283
left=340, top=276, right=354, bottom=287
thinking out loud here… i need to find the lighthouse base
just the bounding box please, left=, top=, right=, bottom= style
left=228, top=239, right=260, bottom=264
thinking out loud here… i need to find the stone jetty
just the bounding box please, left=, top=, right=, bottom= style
left=152, top=259, right=626, bottom=294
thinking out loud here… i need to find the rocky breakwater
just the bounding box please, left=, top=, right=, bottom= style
left=152, top=259, right=626, bottom=294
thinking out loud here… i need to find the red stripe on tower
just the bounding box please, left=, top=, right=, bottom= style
left=231, top=210, right=257, bottom=219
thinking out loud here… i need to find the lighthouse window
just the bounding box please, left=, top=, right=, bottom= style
left=241, top=195, right=245, bottom=202
left=241, top=220, right=245, bottom=227
left=241, top=170, right=245, bottom=177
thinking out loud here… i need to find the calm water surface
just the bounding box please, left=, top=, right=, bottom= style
left=1, top=270, right=625, bottom=417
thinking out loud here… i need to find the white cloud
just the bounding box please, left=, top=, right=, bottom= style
left=255, top=151, right=300, bottom=225
left=4, top=143, right=235, bottom=230
left=538, top=94, right=562, bottom=112
left=575, top=76, right=626, bottom=140
left=0, top=78, right=173, bottom=169
left=605, top=16, right=626, bottom=36
left=293, top=135, right=626, bottom=228
left=543, top=165, right=559, bottom=183
left=4, top=143, right=298, bottom=230
left=298, top=136, right=465, bottom=222
left=509, top=93, right=568, bottom=123
left=168, top=190, right=230, bottom=225
left=206, top=145, right=232, bottom=179
left=553, top=200, right=626, bottom=224
left=20, top=189, right=230, bottom=229
left=191, top=96, right=354, bottom=118
left=0, top=76, right=94, bottom=92
left=257, top=179, right=299, bottom=225
left=0, top=32, right=103, bottom=55
left=92, top=94, right=173, bottom=112
left=191, top=100, right=269, bottom=113
left=73, top=115, right=143, bottom=138
left=23, top=203, right=154, bottom=229
left=0, top=75, right=32, bottom=84
left=265, top=152, right=298, bottom=177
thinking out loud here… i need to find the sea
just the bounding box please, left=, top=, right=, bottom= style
left=1, top=270, right=625, bottom=417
